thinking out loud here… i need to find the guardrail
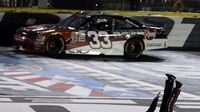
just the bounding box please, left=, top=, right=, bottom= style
left=0, top=11, right=199, bottom=49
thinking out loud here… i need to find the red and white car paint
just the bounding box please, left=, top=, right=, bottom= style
left=14, top=12, right=168, bottom=58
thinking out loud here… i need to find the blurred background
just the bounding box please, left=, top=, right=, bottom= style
left=0, top=0, right=199, bottom=12
left=0, top=0, right=199, bottom=47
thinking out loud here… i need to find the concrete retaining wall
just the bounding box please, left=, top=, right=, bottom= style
left=0, top=12, right=199, bottom=49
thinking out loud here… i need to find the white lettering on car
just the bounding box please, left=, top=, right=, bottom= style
left=87, top=31, right=112, bottom=49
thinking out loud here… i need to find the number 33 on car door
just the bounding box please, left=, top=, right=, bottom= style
left=87, top=31, right=112, bottom=49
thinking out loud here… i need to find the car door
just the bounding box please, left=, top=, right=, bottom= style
left=86, top=16, right=113, bottom=50
left=68, top=16, right=113, bottom=55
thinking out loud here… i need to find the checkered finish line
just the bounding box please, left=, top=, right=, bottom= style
left=0, top=71, right=111, bottom=97
left=0, top=71, right=154, bottom=99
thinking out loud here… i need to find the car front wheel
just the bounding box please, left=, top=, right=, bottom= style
left=45, top=36, right=65, bottom=56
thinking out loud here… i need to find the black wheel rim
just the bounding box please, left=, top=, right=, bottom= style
left=130, top=41, right=141, bottom=55
left=46, top=37, right=64, bottom=54
left=125, top=39, right=143, bottom=57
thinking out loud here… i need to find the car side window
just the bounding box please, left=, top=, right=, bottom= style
left=114, top=18, right=134, bottom=30
left=86, top=17, right=112, bottom=31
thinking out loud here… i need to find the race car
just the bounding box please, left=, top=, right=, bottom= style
left=14, top=11, right=168, bottom=58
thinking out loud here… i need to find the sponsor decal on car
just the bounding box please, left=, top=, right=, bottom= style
left=144, top=28, right=156, bottom=41
left=146, top=43, right=163, bottom=47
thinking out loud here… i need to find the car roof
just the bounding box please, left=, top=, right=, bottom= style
left=76, top=11, right=126, bottom=19
left=72, top=11, right=143, bottom=28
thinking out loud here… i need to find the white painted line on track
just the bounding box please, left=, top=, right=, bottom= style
left=85, top=73, right=99, bottom=77
left=25, top=98, right=136, bottom=104
left=177, top=105, right=200, bottom=109
left=0, top=85, right=27, bottom=91
left=60, top=104, right=158, bottom=112
left=71, top=99, right=137, bottom=104
left=108, top=80, right=128, bottom=84
left=0, top=103, right=157, bottom=112
left=0, top=98, right=12, bottom=102
left=35, top=80, right=59, bottom=87
left=2, top=72, right=31, bottom=76
left=0, top=103, right=35, bottom=112
left=65, top=81, right=81, bottom=85
left=53, top=75, right=78, bottom=81
left=74, top=69, right=93, bottom=73
left=65, top=86, right=91, bottom=96
left=95, top=75, right=114, bottom=80
left=25, top=98, right=72, bottom=103
left=176, top=102, right=200, bottom=105
left=0, top=81, right=17, bottom=84
left=0, top=96, right=131, bottom=99
left=15, top=75, right=41, bottom=80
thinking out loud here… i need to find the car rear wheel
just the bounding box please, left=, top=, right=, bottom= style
left=124, top=38, right=144, bottom=58
left=45, top=36, right=65, bottom=56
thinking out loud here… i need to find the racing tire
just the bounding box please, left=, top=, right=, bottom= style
left=124, top=38, right=144, bottom=58
left=45, top=36, right=65, bottom=56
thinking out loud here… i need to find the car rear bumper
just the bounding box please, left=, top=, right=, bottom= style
left=144, top=39, right=168, bottom=50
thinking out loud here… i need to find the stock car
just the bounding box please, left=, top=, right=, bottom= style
left=14, top=11, right=168, bottom=58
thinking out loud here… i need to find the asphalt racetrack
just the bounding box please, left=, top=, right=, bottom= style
left=0, top=47, right=200, bottom=112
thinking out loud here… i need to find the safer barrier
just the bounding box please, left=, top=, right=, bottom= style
left=0, top=12, right=199, bottom=49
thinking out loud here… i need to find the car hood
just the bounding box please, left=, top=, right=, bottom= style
left=23, top=24, right=56, bottom=32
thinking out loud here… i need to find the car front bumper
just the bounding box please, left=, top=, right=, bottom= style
left=14, top=34, right=45, bottom=53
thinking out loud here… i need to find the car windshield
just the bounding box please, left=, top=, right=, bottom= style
left=56, top=14, right=87, bottom=29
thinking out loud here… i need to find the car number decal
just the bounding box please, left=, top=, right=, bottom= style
left=87, top=31, right=112, bottom=49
